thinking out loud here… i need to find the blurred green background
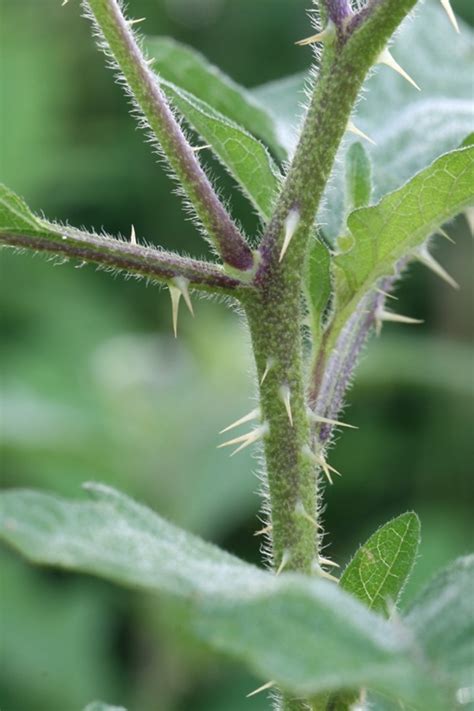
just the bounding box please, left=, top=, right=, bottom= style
left=0, top=1, right=473, bottom=710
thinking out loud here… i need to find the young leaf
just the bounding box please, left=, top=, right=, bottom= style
left=340, top=512, right=420, bottom=616
left=145, top=37, right=286, bottom=160
left=161, top=81, right=281, bottom=220
left=0, top=484, right=446, bottom=709
left=0, top=183, right=51, bottom=235
left=305, top=236, right=332, bottom=338
left=335, top=144, right=474, bottom=313
left=345, top=142, right=372, bottom=212
left=405, top=555, right=474, bottom=694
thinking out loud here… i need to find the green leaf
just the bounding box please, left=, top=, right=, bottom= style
left=305, top=236, right=332, bottom=337
left=405, top=555, right=474, bottom=695
left=253, top=3, right=474, bottom=239
left=145, top=37, right=285, bottom=160
left=161, top=81, right=280, bottom=220
left=0, top=484, right=455, bottom=709
left=83, top=704, right=127, bottom=711
left=0, top=183, right=49, bottom=234
left=345, top=142, right=372, bottom=212
left=335, top=144, right=474, bottom=313
left=340, top=513, right=421, bottom=616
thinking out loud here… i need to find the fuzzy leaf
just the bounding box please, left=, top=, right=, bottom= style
left=145, top=37, right=285, bottom=160
left=345, top=142, right=372, bottom=212
left=405, top=555, right=474, bottom=695
left=335, top=144, right=474, bottom=312
left=0, top=483, right=460, bottom=709
left=161, top=81, right=280, bottom=220
left=340, top=513, right=420, bottom=616
left=253, top=2, right=474, bottom=239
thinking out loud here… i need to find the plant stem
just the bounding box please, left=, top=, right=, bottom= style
left=84, top=0, right=254, bottom=271
left=0, top=228, right=242, bottom=294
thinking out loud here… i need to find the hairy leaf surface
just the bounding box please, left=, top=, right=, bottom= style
left=335, top=144, right=474, bottom=313
left=0, top=483, right=462, bottom=709
left=340, top=513, right=420, bottom=616
left=161, top=82, right=280, bottom=220
left=145, top=37, right=285, bottom=160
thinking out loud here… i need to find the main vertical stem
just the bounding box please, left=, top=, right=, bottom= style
left=244, top=271, right=318, bottom=577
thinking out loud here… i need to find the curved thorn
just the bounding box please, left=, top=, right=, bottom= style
left=276, top=550, right=291, bottom=576
left=378, top=48, right=421, bottom=91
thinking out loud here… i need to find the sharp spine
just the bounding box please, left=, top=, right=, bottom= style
left=378, top=48, right=420, bottom=91
left=246, top=681, right=276, bottom=698
left=218, top=422, right=269, bottom=456
left=347, top=120, right=376, bottom=146
left=279, top=208, right=300, bottom=262
left=465, top=208, right=474, bottom=236
left=375, top=286, right=398, bottom=300
left=191, top=144, right=212, bottom=152
left=276, top=550, right=291, bottom=576
left=375, top=308, right=423, bottom=335
left=127, top=17, right=146, bottom=26
left=279, top=385, right=293, bottom=426
left=308, top=410, right=357, bottom=430
left=436, top=227, right=455, bottom=244
left=296, top=20, right=335, bottom=46
left=130, top=225, right=137, bottom=245
left=168, top=284, right=182, bottom=338
left=172, top=276, right=194, bottom=316
left=219, top=407, right=260, bottom=434
left=313, top=561, right=339, bottom=582
left=440, top=0, right=460, bottom=33
left=260, top=357, right=275, bottom=385
left=294, top=500, right=322, bottom=529
left=302, top=445, right=341, bottom=485
left=414, top=246, right=459, bottom=290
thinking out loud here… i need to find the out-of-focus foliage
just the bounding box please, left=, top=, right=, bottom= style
left=0, top=1, right=472, bottom=710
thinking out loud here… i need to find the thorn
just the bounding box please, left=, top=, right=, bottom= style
left=172, top=276, right=194, bottom=316
left=254, top=524, right=272, bottom=537
left=313, top=561, right=339, bottom=582
left=276, top=550, right=291, bottom=576
left=378, top=48, right=420, bottom=91
left=294, top=500, right=322, bottom=529
left=464, top=207, right=474, bottom=236
left=414, top=246, right=459, bottom=289
left=260, top=357, right=275, bottom=385
left=145, top=57, right=155, bottom=66
left=308, top=411, right=357, bottom=429
left=246, top=681, right=276, bottom=698
left=219, top=407, right=260, bottom=434
left=61, top=0, right=69, bottom=5
left=127, top=17, right=146, bottom=26
left=295, top=20, right=335, bottom=46
left=130, top=225, right=137, bottom=245
left=375, top=308, right=423, bottom=336
left=217, top=423, right=269, bottom=456
left=319, top=556, right=340, bottom=568
left=347, top=120, right=376, bottom=146
left=436, top=227, right=455, bottom=244
left=279, top=208, right=300, bottom=262
left=375, top=287, right=398, bottom=301
left=191, top=144, right=212, bottom=152
left=168, top=284, right=181, bottom=338
left=301, top=445, right=341, bottom=485
left=440, top=0, right=460, bottom=33
left=279, top=385, right=293, bottom=426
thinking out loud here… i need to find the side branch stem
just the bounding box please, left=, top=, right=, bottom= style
left=84, top=0, right=253, bottom=271
left=1, top=230, right=242, bottom=294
